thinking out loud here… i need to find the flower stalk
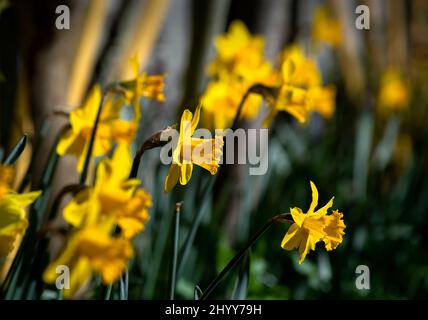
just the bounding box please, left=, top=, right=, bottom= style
left=169, top=202, right=182, bottom=299
left=199, top=213, right=291, bottom=300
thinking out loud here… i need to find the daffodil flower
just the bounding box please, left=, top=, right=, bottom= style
left=64, top=143, right=151, bottom=239
left=209, top=20, right=275, bottom=84
left=43, top=225, right=133, bottom=298
left=281, top=181, right=345, bottom=264
left=122, top=56, right=165, bottom=122
left=264, top=45, right=336, bottom=126
left=0, top=165, right=41, bottom=259
left=378, top=67, right=410, bottom=113
left=57, top=85, right=136, bottom=172
left=312, top=6, right=342, bottom=47
left=164, top=104, right=224, bottom=192
left=202, top=20, right=277, bottom=129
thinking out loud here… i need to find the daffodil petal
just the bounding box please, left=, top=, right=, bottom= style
left=281, top=223, right=303, bottom=250
left=191, top=104, right=201, bottom=134
left=179, top=163, right=193, bottom=185
left=308, top=181, right=319, bottom=214
left=164, top=164, right=180, bottom=192
left=290, top=207, right=305, bottom=227
left=313, top=196, right=334, bottom=217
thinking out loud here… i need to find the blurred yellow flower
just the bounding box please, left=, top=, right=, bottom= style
left=0, top=165, right=41, bottom=258
left=123, top=56, right=165, bottom=122
left=64, top=144, right=151, bottom=239
left=164, top=104, right=224, bottom=192
left=43, top=225, right=133, bottom=298
left=202, top=78, right=263, bottom=129
left=378, top=68, right=410, bottom=113
left=264, top=45, right=336, bottom=126
left=281, top=181, right=345, bottom=264
left=57, top=85, right=136, bottom=172
left=203, top=20, right=277, bottom=129
left=312, top=6, right=342, bottom=47
left=306, top=85, right=336, bottom=119
left=281, top=45, right=321, bottom=88
left=209, top=20, right=275, bottom=84
left=0, top=165, right=13, bottom=201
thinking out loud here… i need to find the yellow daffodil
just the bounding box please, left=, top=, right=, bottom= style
left=312, top=6, right=342, bottom=47
left=0, top=164, right=41, bottom=259
left=43, top=225, right=133, bottom=298
left=264, top=45, right=336, bottom=126
left=202, top=78, right=263, bottom=129
left=164, top=104, right=224, bottom=192
left=378, top=67, right=410, bottom=113
left=57, top=85, right=136, bottom=172
left=209, top=20, right=275, bottom=84
left=64, top=143, right=151, bottom=239
left=203, top=20, right=277, bottom=129
left=122, top=56, right=165, bottom=122
left=281, top=181, right=345, bottom=264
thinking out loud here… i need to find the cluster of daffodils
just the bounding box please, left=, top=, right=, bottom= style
left=35, top=16, right=347, bottom=299
left=202, top=21, right=277, bottom=129
left=57, top=59, right=165, bottom=173
left=202, top=20, right=337, bottom=129
left=44, top=59, right=225, bottom=297
left=43, top=144, right=151, bottom=297
left=0, top=165, right=41, bottom=260
left=43, top=63, right=164, bottom=297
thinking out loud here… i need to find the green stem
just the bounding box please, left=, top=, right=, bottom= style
left=170, top=202, right=182, bottom=299
left=200, top=214, right=291, bottom=300
left=230, top=83, right=273, bottom=131
left=176, top=85, right=259, bottom=277
left=79, top=95, right=104, bottom=185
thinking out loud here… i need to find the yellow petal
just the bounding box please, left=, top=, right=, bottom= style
left=7, top=190, right=41, bottom=207
left=308, top=181, right=319, bottom=214
left=65, top=257, right=92, bottom=298
left=63, top=189, right=91, bottom=228
left=313, top=196, right=334, bottom=217
left=56, top=129, right=78, bottom=156
left=110, top=143, right=132, bottom=183
left=191, top=104, right=202, bottom=134
left=290, top=207, right=305, bottom=227
left=281, top=223, right=303, bottom=250
left=281, top=59, right=295, bottom=83
left=164, top=164, right=180, bottom=192
left=179, top=163, right=193, bottom=185
left=298, top=232, right=320, bottom=264
left=180, top=109, right=193, bottom=141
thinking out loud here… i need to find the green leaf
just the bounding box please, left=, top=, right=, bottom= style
left=194, top=285, right=202, bottom=300
left=4, top=135, right=27, bottom=165
left=231, top=251, right=250, bottom=300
